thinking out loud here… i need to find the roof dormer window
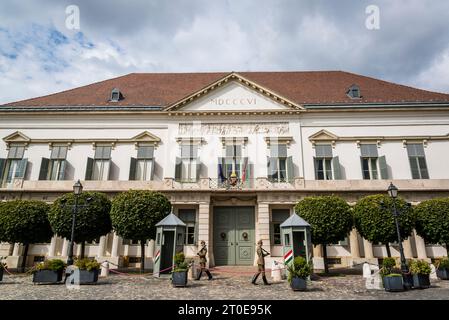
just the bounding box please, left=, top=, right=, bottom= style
left=110, top=88, right=122, bottom=102
left=347, top=84, right=361, bottom=99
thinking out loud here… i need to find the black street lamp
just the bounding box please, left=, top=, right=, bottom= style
left=67, top=180, right=83, bottom=266
left=387, top=182, right=412, bottom=289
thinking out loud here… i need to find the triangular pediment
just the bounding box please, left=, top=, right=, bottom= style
left=3, top=131, right=31, bottom=143
left=165, top=72, right=303, bottom=112
left=131, top=131, right=161, bottom=143
left=309, top=130, right=339, bottom=141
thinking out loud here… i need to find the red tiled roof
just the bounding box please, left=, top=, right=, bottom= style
left=3, top=71, right=449, bottom=107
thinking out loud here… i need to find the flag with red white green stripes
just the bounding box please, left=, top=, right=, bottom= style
left=284, top=249, right=293, bottom=265
left=154, top=250, right=160, bottom=264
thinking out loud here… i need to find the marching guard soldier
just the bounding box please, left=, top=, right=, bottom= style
left=251, top=240, right=270, bottom=285
left=196, top=240, right=213, bottom=280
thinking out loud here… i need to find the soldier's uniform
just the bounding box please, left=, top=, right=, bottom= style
left=252, top=241, right=270, bottom=285
left=196, top=242, right=213, bottom=280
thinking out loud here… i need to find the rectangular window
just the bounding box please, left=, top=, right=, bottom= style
left=94, top=146, right=112, bottom=160
left=361, top=158, right=379, bottom=180
left=91, top=145, right=112, bottom=181
left=181, top=144, right=197, bottom=159
left=179, top=209, right=196, bottom=245
left=271, top=209, right=290, bottom=245
left=268, top=144, right=292, bottom=183
left=315, top=158, right=332, bottom=180
left=7, top=145, right=25, bottom=159
left=2, top=145, right=27, bottom=185
left=407, top=143, right=429, bottom=179
left=137, top=145, right=154, bottom=159
left=225, top=144, right=242, bottom=158
left=314, top=144, right=333, bottom=180
left=135, top=159, right=153, bottom=181
left=92, top=160, right=110, bottom=181
left=50, top=146, right=68, bottom=160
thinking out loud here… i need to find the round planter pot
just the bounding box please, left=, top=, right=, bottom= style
left=290, top=277, right=307, bottom=291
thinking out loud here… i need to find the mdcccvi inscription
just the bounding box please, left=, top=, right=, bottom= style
left=178, top=122, right=290, bottom=136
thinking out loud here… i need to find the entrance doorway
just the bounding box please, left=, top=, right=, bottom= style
left=213, top=206, right=255, bottom=266
left=160, top=231, right=174, bottom=274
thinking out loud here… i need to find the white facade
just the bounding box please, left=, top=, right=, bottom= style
left=1, top=75, right=449, bottom=270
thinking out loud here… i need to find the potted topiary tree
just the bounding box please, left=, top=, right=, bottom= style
left=436, top=258, right=449, bottom=280
left=110, top=190, right=171, bottom=272
left=172, top=252, right=189, bottom=287
left=286, top=256, right=312, bottom=291
left=294, top=195, right=353, bottom=274
left=74, top=258, right=101, bottom=284
left=380, top=257, right=404, bottom=292
left=409, top=260, right=431, bottom=289
left=32, top=259, right=66, bottom=284
left=0, top=256, right=6, bottom=282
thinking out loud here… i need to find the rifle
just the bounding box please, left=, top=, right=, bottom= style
left=197, top=245, right=207, bottom=256
left=261, top=247, right=270, bottom=256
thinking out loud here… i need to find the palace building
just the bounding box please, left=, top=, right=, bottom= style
left=1, top=71, right=449, bottom=270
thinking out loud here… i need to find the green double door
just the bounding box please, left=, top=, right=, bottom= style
left=213, top=206, right=255, bottom=266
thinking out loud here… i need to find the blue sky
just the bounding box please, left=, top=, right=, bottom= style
left=1, top=0, right=449, bottom=104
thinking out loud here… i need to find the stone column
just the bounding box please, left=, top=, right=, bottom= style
left=198, top=202, right=211, bottom=266
left=349, top=229, right=360, bottom=258
left=48, top=236, right=57, bottom=257
left=313, top=244, right=322, bottom=257
left=403, top=238, right=413, bottom=259
left=111, top=233, right=121, bottom=258
left=363, top=239, right=374, bottom=259
left=12, top=243, right=21, bottom=256
left=97, top=236, right=106, bottom=257
left=61, top=239, right=69, bottom=257
left=256, top=202, right=270, bottom=254
left=414, top=230, right=428, bottom=259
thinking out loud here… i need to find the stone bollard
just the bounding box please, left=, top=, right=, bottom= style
left=271, top=261, right=282, bottom=282
left=363, top=263, right=372, bottom=278
left=365, top=271, right=383, bottom=290
left=430, top=264, right=438, bottom=280
left=100, top=261, right=109, bottom=277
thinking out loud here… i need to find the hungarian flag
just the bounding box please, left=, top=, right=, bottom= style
left=284, top=249, right=293, bottom=265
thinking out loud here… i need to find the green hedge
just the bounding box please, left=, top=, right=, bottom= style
left=414, top=197, right=449, bottom=249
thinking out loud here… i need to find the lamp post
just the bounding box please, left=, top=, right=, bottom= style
left=67, top=180, right=83, bottom=266
left=387, top=182, right=411, bottom=288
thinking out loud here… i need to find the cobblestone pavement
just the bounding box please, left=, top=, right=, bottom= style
left=1, top=267, right=448, bottom=300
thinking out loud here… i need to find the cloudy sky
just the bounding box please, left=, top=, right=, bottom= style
left=1, top=0, right=449, bottom=104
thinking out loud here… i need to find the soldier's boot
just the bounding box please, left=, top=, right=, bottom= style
left=196, top=270, right=203, bottom=280
left=205, top=269, right=213, bottom=280
left=262, top=274, right=270, bottom=285
left=251, top=273, right=259, bottom=285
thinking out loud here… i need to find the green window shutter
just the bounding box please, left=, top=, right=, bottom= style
left=218, top=157, right=224, bottom=181
left=175, top=157, right=182, bottom=181
left=267, top=156, right=277, bottom=182
left=409, top=157, right=420, bottom=179
left=58, top=160, right=67, bottom=180
left=129, top=157, right=137, bottom=180
left=106, top=160, right=112, bottom=180
left=286, top=156, right=294, bottom=182
left=332, top=156, right=342, bottom=180
left=196, top=161, right=201, bottom=182
left=15, top=158, right=28, bottom=179
left=360, top=157, right=366, bottom=179
left=149, top=159, right=155, bottom=180
left=0, top=158, right=6, bottom=179
left=378, top=156, right=389, bottom=179
left=418, top=157, right=429, bottom=179
left=39, top=158, right=50, bottom=180
left=313, top=157, right=318, bottom=180
left=85, top=157, right=94, bottom=180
